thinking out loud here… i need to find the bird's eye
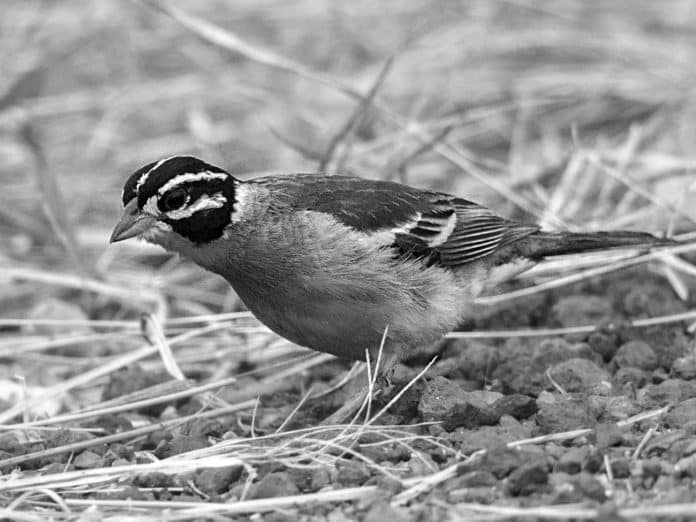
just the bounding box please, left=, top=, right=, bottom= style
left=162, top=187, right=189, bottom=211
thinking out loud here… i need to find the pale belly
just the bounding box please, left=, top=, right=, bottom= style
left=228, top=259, right=476, bottom=361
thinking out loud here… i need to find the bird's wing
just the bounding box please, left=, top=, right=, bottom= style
left=259, top=174, right=539, bottom=267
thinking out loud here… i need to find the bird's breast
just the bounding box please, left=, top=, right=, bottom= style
left=192, top=210, right=479, bottom=360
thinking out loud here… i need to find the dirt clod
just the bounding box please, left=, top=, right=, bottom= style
left=134, top=472, right=174, bottom=489
left=494, top=338, right=600, bottom=396
left=363, top=501, right=410, bottom=522
left=627, top=327, right=689, bottom=368
left=452, top=420, right=533, bottom=453
left=461, top=446, right=539, bottom=479
left=613, top=367, right=649, bottom=389
left=418, top=376, right=466, bottom=420
left=571, top=472, right=607, bottom=502
left=194, top=465, right=243, bottom=495
left=673, top=355, right=696, bottom=380
left=555, top=446, right=589, bottom=474
left=506, top=459, right=550, bottom=496
left=101, top=366, right=171, bottom=416
left=336, top=462, right=372, bottom=487
left=249, top=471, right=300, bottom=499
left=492, top=393, right=538, bottom=420
left=665, top=397, right=696, bottom=428
left=535, top=394, right=597, bottom=433
left=441, top=400, right=500, bottom=431
left=0, top=433, right=23, bottom=453
left=549, top=357, right=611, bottom=393
left=610, top=457, right=631, bottom=478
left=638, top=379, right=696, bottom=408
left=73, top=450, right=101, bottom=469
left=553, top=295, right=614, bottom=328
left=419, top=377, right=501, bottom=428
left=594, top=394, right=639, bottom=421
left=449, top=470, right=498, bottom=488
left=154, top=435, right=209, bottom=458
left=623, top=285, right=685, bottom=318
left=587, top=331, right=621, bottom=361
left=612, top=340, right=658, bottom=371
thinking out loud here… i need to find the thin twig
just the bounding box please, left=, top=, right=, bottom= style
left=319, top=56, right=395, bottom=173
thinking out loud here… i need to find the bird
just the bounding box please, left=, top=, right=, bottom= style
left=111, top=156, right=675, bottom=378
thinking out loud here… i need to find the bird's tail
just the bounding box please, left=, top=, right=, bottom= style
left=519, top=230, right=676, bottom=260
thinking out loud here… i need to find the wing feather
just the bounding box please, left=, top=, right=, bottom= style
left=257, top=174, right=539, bottom=268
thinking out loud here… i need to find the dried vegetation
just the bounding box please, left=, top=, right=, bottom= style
left=3, top=1, right=696, bottom=520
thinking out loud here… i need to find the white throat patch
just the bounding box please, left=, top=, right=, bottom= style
left=230, top=181, right=252, bottom=223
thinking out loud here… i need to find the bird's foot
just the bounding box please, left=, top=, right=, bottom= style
left=321, top=372, right=393, bottom=426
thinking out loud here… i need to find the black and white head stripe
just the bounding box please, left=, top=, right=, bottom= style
left=156, top=170, right=229, bottom=196
left=121, top=160, right=158, bottom=206
left=121, top=156, right=238, bottom=243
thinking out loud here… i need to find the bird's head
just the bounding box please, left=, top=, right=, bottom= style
left=110, top=156, right=240, bottom=247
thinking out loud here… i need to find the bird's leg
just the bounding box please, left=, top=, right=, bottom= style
left=375, top=362, right=397, bottom=395
left=321, top=352, right=398, bottom=425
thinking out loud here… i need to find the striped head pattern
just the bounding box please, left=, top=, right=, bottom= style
left=120, top=156, right=238, bottom=244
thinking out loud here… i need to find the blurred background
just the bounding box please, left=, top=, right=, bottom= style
left=2, top=0, right=696, bottom=315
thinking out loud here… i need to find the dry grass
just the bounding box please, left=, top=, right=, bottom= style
left=3, top=0, right=696, bottom=519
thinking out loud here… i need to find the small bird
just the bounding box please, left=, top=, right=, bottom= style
left=111, top=156, right=674, bottom=369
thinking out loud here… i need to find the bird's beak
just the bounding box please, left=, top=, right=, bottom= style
left=110, top=199, right=157, bottom=243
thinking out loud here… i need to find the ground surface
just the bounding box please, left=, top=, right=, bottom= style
left=2, top=1, right=696, bottom=520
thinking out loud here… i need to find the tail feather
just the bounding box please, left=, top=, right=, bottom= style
left=519, top=230, right=676, bottom=260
